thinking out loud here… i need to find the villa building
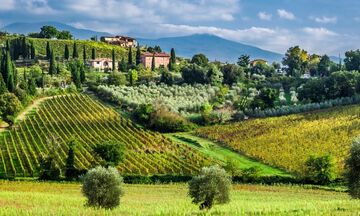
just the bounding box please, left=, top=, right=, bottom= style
left=88, top=58, right=114, bottom=72
left=140, top=52, right=170, bottom=69
left=100, top=36, right=137, bottom=47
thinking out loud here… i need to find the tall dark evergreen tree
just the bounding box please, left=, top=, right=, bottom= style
left=83, top=46, right=87, bottom=62
left=72, top=42, right=79, bottom=59
left=64, top=44, right=69, bottom=60
left=0, top=74, right=7, bottom=94
left=118, top=58, right=127, bottom=72
left=69, top=60, right=82, bottom=89
left=128, top=47, right=133, bottom=67
left=30, top=43, right=36, bottom=59
left=136, top=44, right=141, bottom=65
left=49, top=50, right=56, bottom=76
left=80, top=63, right=86, bottom=83
left=65, top=139, right=78, bottom=180
left=46, top=41, right=51, bottom=59
left=170, top=48, right=176, bottom=63
left=3, top=51, right=15, bottom=92
left=151, top=53, right=156, bottom=71
left=91, top=48, right=96, bottom=60
left=112, top=49, right=116, bottom=72
left=28, top=77, right=37, bottom=95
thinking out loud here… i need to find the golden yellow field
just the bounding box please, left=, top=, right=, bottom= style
left=197, top=105, right=360, bottom=175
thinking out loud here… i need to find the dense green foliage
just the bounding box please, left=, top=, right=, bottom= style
left=346, top=137, right=360, bottom=198
left=189, top=166, right=231, bottom=210
left=305, top=155, right=335, bottom=185
left=94, top=141, right=125, bottom=167
left=82, top=166, right=123, bottom=209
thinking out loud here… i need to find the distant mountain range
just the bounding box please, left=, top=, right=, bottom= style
left=2, top=21, right=285, bottom=62
left=1, top=21, right=111, bottom=40
left=138, top=34, right=283, bottom=63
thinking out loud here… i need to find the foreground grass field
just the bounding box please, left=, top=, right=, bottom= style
left=197, top=105, right=360, bottom=176
left=167, top=133, right=289, bottom=177
left=0, top=181, right=358, bottom=215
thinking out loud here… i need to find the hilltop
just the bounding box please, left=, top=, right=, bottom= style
left=138, top=34, right=283, bottom=63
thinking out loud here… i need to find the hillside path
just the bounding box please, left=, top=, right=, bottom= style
left=0, top=96, right=51, bottom=133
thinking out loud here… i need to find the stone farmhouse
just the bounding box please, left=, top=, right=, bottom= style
left=100, top=35, right=137, bottom=48
left=140, top=52, right=170, bottom=69
left=88, top=58, right=113, bottom=72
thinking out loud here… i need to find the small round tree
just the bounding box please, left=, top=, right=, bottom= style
left=346, top=137, right=360, bottom=198
left=82, top=166, right=124, bottom=209
left=93, top=141, right=125, bottom=167
left=188, top=165, right=231, bottom=210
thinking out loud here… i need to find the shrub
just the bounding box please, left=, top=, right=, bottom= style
left=222, top=159, right=238, bottom=176
left=149, top=104, right=196, bottom=132
left=305, top=155, right=335, bottom=185
left=107, top=72, right=126, bottom=86
left=82, top=166, right=124, bottom=209
left=39, top=155, right=61, bottom=181
left=346, top=137, right=360, bottom=198
left=239, top=166, right=261, bottom=182
left=188, top=165, right=231, bottom=210
left=0, top=93, right=22, bottom=123
left=94, top=141, right=125, bottom=167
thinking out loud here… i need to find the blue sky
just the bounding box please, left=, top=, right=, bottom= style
left=0, top=0, right=359, bottom=55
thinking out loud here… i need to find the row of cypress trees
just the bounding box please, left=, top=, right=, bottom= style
left=0, top=44, right=16, bottom=93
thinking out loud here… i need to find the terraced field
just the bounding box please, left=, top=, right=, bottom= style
left=197, top=105, right=360, bottom=176
left=0, top=94, right=213, bottom=178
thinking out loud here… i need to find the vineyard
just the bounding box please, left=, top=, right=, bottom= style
left=197, top=105, right=360, bottom=176
left=0, top=94, right=213, bottom=178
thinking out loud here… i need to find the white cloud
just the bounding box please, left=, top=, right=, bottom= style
left=0, top=0, right=15, bottom=10
left=20, top=0, right=57, bottom=15
left=311, top=16, right=337, bottom=24
left=303, top=27, right=338, bottom=37
left=277, top=9, right=295, bottom=20
left=258, top=12, right=272, bottom=21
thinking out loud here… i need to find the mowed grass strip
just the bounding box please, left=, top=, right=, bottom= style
left=197, top=105, right=360, bottom=175
left=166, top=132, right=289, bottom=177
left=0, top=181, right=359, bottom=215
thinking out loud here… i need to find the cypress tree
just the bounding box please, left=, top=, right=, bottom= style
left=73, top=42, right=78, bottom=59
left=49, top=50, right=56, bottom=76
left=0, top=74, right=7, bottom=94
left=28, top=77, right=37, bottom=95
left=80, top=62, right=86, bottom=83
left=4, top=51, right=14, bottom=92
left=118, top=58, right=127, bottom=72
left=169, top=48, right=176, bottom=70
left=136, top=44, right=141, bottom=65
left=46, top=41, right=51, bottom=59
left=64, top=44, right=69, bottom=60
left=30, top=43, right=36, bottom=59
left=151, top=53, right=156, bottom=71
left=83, top=46, right=87, bottom=62
left=65, top=139, right=78, bottom=180
left=91, top=48, right=96, bottom=60
left=112, top=49, right=116, bottom=72
left=170, top=48, right=176, bottom=63
left=128, top=47, right=133, bottom=67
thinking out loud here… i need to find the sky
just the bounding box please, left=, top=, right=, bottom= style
left=0, top=0, right=359, bottom=55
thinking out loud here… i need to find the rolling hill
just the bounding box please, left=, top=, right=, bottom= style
left=1, top=21, right=111, bottom=40
left=138, top=34, right=283, bottom=63
left=0, top=94, right=213, bottom=178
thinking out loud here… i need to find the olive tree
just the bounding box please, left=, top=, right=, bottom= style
left=188, top=165, right=231, bottom=210
left=82, top=166, right=124, bottom=209
left=346, top=137, right=360, bottom=198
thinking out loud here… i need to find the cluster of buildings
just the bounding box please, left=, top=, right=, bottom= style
left=90, top=35, right=170, bottom=72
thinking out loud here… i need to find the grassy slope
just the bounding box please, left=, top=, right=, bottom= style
left=0, top=180, right=358, bottom=215
left=197, top=104, right=360, bottom=175
left=166, top=133, right=289, bottom=177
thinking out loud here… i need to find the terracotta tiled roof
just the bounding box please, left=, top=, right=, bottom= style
left=141, top=52, right=170, bottom=57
